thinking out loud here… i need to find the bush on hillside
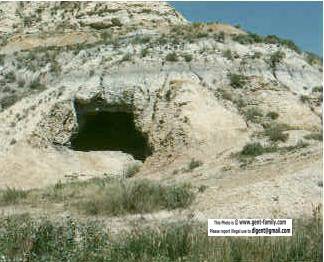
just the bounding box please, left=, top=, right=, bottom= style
left=165, top=52, right=178, bottom=62
left=228, top=73, right=247, bottom=89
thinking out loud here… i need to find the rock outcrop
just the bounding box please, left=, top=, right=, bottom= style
left=0, top=0, right=322, bottom=218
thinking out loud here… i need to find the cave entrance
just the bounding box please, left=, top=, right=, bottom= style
left=70, top=110, right=151, bottom=161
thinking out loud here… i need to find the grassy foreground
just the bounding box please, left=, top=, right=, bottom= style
left=0, top=178, right=195, bottom=216
left=0, top=209, right=322, bottom=261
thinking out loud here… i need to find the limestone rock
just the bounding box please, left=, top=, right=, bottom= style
left=0, top=1, right=321, bottom=199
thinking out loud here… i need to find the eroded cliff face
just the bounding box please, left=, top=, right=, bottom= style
left=0, top=2, right=322, bottom=194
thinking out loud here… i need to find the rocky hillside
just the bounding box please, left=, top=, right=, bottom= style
left=0, top=2, right=322, bottom=218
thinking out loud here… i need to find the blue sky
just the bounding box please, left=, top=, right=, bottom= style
left=170, top=1, right=323, bottom=56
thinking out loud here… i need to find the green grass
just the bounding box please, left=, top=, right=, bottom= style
left=0, top=187, right=29, bottom=205
left=264, top=123, right=290, bottom=143
left=0, top=209, right=321, bottom=261
left=2, top=178, right=195, bottom=216
left=232, top=32, right=301, bottom=53
left=165, top=52, right=178, bottom=62
left=304, top=132, right=323, bottom=141
left=76, top=179, right=194, bottom=215
left=244, top=107, right=263, bottom=122
left=29, top=79, right=46, bottom=90
left=239, top=139, right=308, bottom=160
left=228, top=73, right=247, bottom=89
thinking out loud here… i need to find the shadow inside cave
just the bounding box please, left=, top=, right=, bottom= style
left=69, top=111, right=151, bottom=161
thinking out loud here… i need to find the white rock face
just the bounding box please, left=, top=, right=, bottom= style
left=0, top=2, right=186, bottom=35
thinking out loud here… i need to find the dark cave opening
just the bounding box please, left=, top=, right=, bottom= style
left=70, top=111, right=151, bottom=161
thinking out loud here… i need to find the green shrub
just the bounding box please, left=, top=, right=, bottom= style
left=300, top=94, right=310, bottom=103
left=0, top=207, right=321, bottom=261
left=100, top=30, right=112, bottom=42
left=198, top=185, right=207, bottom=193
left=183, top=53, right=193, bottom=62
left=5, top=71, right=16, bottom=83
left=50, top=61, right=61, bottom=74
left=312, top=86, right=322, bottom=93
left=231, top=33, right=300, bottom=53
left=266, top=111, right=279, bottom=120
left=111, top=18, right=122, bottom=27
left=244, top=107, right=263, bottom=122
left=251, top=51, right=262, bottom=59
left=240, top=142, right=265, bottom=156
left=29, top=79, right=45, bottom=90
left=140, top=48, right=149, bottom=58
left=76, top=179, right=195, bottom=215
left=214, top=31, right=225, bottom=43
left=0, top=54, right=5, bottom=65
left=89, top=22, right=111, bottom=30
left=140, top=8, right=152, bottom=14
left=0, top=94, right=19, bottom=110
left=264, top=124, right=289, bottom=142
left=0, top=214, right=110, bottom=261
left=263, top=34, right=280, bottom=44
left=232, top=33, right=263, bottom=45
left=304, top=132, right=322, bottom=141
left=0, top=187, right=28, bottom=205
left=269, top=51, right=286, bottom=69
left=196, top=31, right=208, bottom=38
left=192, top=22, right=203, bottom=28
left=264, top=35, right=300, bottom=53
left=156, top=35, right=168, bottom=45
left=228, top=73, right=247, bottom=89
left=17, top=79, right=25, bottom=88
left=279, top=39, right=301, bottom=53
left=90, top=18, right=122, bottom=29
left=165, top=52, right=178, bottom=62
left=306, top=52, right=321, bottom=65
left=188, top=159, right=202, bottom=171
left=222, top=49, right=233, bottom=60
